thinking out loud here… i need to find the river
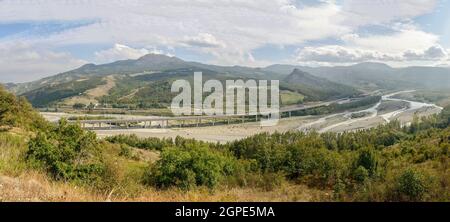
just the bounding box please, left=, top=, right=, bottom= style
left=298, top=90, right=443, bottom=133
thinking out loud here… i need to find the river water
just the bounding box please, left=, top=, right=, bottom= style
left=298, top=91, right=443, bottom=133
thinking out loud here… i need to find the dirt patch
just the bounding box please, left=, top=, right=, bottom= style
left=63, top=75, right=116, bottom=106
left=119, top=87, right=143, bottom=101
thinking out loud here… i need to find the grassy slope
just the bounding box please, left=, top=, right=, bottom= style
left=0, top=87, right=324, bottom=201
left=1, top=86, right=448, bottom=202
left=17, top=62, right=361, bottom=108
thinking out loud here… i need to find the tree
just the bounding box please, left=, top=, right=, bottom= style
left=149, top=144, right=233, bottom=190
left=395, top=169, right=429, bottom=201
left=356, top=147, right=378, bottom=177
left=27, top=119, right=106, bottom=184
left=72, top=103, right=86, bottom=109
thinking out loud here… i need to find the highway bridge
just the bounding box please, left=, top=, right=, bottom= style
left=70, top=97, right=357, bottom=130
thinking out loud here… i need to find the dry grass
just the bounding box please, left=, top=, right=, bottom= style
left=0, top=172, right=325, bottom=202
left=0, top=172, right=106, bottom=202
left=63, top=75, right=116, bottom=106
left=0, top=131, right=325, bottom=202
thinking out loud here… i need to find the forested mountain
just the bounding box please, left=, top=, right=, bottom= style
left=282, top=69, right=359, bottom=100
left=265, top=62, right=450, bottom=90
left=8, top=53, right=449, bottom=108
left=8, top=54, right=361, bottom=108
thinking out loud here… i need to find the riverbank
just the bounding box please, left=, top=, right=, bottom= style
left=41, top=91, right=443, bottom=143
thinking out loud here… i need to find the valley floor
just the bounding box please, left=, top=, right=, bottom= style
left=40, top=91, right=443, bottom=144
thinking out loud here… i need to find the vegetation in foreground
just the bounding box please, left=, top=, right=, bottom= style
left=0, top=86, right=449, bottom=201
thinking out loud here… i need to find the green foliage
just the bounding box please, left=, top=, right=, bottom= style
left=0, top=132, right=29, bottom=176
left=0, top=86, right=49, bottom=131
left=105, top=134, right=173, bottom=151
left=353, top=166, right=369, bottom=183
left=280, top=91, right=304, bottom=105
left=439, top=105, right=450, bottom=127
left=119, top=144, right=133, bottom=158
left=22, top=77, right=105, bottom=107
left=3, top=84, right=450, bottom=201
left=26, top=119, right=112, bottom=187
left=395, top=169, right=430, bottom=201
left=355, top=147, right=378, bottom=177
left=147, top=144, right=234, bottom=190
left=282, top=69, right=360, bottom=101
left=72, top=103, right=86, bottom=109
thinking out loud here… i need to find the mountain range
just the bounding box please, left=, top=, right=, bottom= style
left=266, top=62, right=450, bottom=90
left=3, top=54, right=449, bottom=108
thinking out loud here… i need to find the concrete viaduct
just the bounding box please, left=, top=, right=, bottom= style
left=70, top=98, right=351, bottom=130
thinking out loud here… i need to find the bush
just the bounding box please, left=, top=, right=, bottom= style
left=106, top=134, right=173, bottom=151
left=356, top=147, right=378, bottom=177
left=26, top=119, right=111, bottom=187
left=284, top=143, right=343, bottom=186
left=119, top=144, right=133, bottom=158
left=72, top=103, right=86, bottom=109
left=395, top=169, right=429, bottom=201
left=147, top=144, right=235, bottom=190
left=0, top=86, right=48, bottom=131
left=353, top=166, right=369, bottom=183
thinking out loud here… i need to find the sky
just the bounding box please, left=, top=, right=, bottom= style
left=0, top=0, right=450, bottom=83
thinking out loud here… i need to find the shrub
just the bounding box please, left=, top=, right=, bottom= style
left=0, top=86, right=48, bottom=131
left=356, top=147, right=378, bottom=177
left=106, top=134, right=173, bottom=151
left=395, top=169, right=429, bottom=201
left=353, top=166, right=369, bottom=183
left=148, top=144, right=235, bottom=190
left=72, top=103, right=86, bottom=109
left=26, top=119, right=111, bottom=187
left=119, top=144, right=133, bottom=158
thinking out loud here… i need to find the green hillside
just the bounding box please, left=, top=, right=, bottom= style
left=283, top=69, right=359, bottom=101
left=265, top=62, right=450, bottom=90
left=12, top=54, right=361, bottom=108
left=1, top=86, right=448, bottom=201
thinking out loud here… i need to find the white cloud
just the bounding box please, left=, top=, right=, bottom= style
left=0, top=42, right=86, bottom=83
left=342, top=0, right=437, bottom=26
left=343, top=28, right=439, bottom=53
left=295, top=23, right=448, bottom=66
left=296, top=45, right=401, bottom=63
left=182, top=33, right=226, bottom=48
left=404, top=45, right=448, bottom=60
left=94, top=44, right=170, bottom=64
left=296, top=44, right=449, bottom=66
left=0, top=0, right=444, bottom=72
left=0, top=0, right=349, bottom=66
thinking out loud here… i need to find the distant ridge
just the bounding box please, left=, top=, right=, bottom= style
left=7, top=54, right=449, bottom=108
